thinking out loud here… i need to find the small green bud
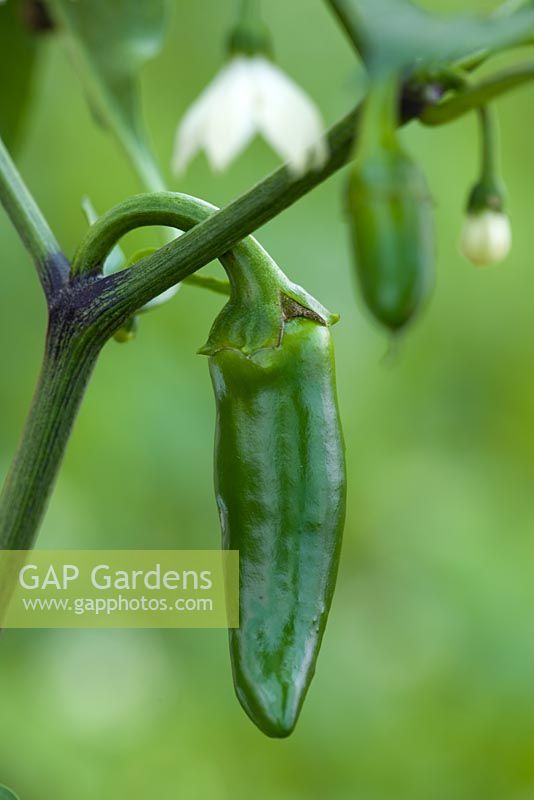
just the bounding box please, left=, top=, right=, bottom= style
left=226, top=22, right=272, bottom=58
left=466, top=178, right=505, bottom=215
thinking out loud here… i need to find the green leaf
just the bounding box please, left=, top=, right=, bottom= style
left=331, top=0, right=534, bottom=73
left=0, top=2, right=39, bottom=152
left=45, top=0, right=169, bottom=190
left=0, top=785, right=20, bottom=800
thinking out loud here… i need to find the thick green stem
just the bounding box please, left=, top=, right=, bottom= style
left=0, top=319, right=101, bottom=550
left=0, top=136, right=68, bottom=300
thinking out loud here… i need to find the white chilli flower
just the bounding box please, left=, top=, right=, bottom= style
left=172, top=55, right=328, bottom=175
left=460, top=209, right=512, bottom=267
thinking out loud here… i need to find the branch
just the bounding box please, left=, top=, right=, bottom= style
left=0, top=136, right=69, bottom=302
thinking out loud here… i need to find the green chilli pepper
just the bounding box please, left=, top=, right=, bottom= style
left=347, top=77, right=435, bottom=331
left=208, top=316, right=345, bottom=737
left=201, top=244, right=346, bottom=738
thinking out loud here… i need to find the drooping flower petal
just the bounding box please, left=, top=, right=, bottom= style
left=172, top=75, right=221, bottom=174
left=202, top=57, right=256, bottom=171
left=252, top=57, right=328, bottom=174
left=171, top=54, right=327, bottom=174
left=460, top=209, right=512, bottom=266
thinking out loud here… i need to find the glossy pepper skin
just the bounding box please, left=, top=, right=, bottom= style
left=347, top=146, right=435, bottom=331
left=209, top=316, right=346, bottom=738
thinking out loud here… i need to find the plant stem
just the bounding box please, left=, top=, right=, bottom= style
left=0, top=318, right=101, bottom=550
left=479, top=105, right=500, bottom=188
left=421, top=64, right=534, bottom=125
left=0, top=136, right=69, bottom=300
left=358, top=75, right=400, bottom=158
left=240, top=0, right=261, bottom=23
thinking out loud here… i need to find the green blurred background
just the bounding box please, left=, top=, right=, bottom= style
left=2, top=1, right=534, bottom=798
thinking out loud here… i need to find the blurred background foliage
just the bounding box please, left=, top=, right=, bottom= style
left=2, top=0, right=534, bottom=798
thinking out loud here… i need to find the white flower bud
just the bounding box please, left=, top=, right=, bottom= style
left=460, top=209, right=511, bottom=267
